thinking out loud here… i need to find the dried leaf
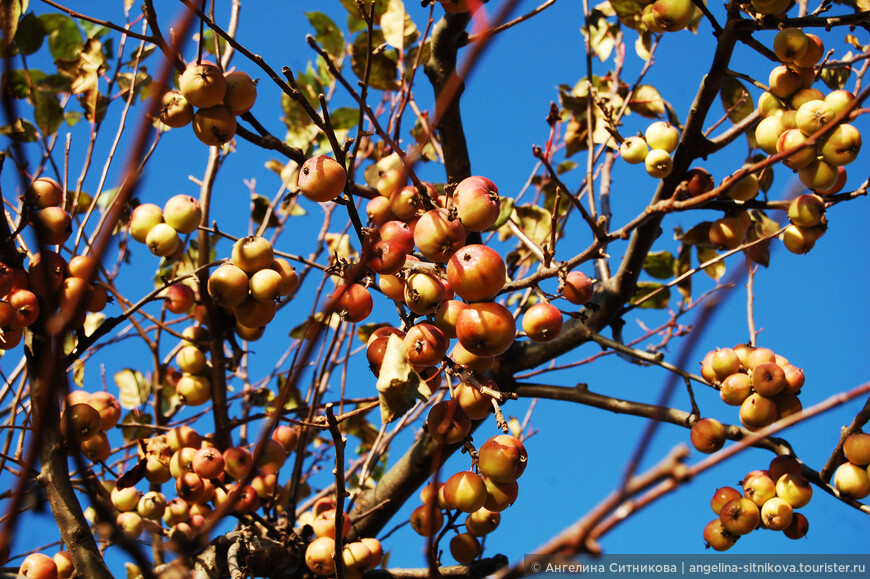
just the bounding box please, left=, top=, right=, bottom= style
left=512, top=204, right=551, bottom=247
left=115, top=368, right=148, bottom=409
left=676, top=243, right=692, bottom=302
left=630, top=84, right=665, bottom=118
left=697, top=245, right=725, bottom=280
left=376, top=334, right=430, bottom=423
left=0, top=0, right=22, bottom=47
left=381, top=0, right=417, bottom=50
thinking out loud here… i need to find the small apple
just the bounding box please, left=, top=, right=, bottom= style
left=775, top=472, right=813, bottom=508
left=833, top=462, right=870, bottom=499
left=620, top=136, right=649, bottom=164
left=298, top=155, right=347, bottom=203
left=644, top=121, right=680, bottom=152
left=179, top=61, right=227, bottom=108
left=192, top=104, right=237, bottom=146
left=478, top=435, right=528, bottom=482
left=644, top=148, right=673, bottom=179
left=163, top=194, right=202, bottom=235
left=690, top=417, right=727, bottom=454
left=718, top=497, right=760, bottom=535
left=760, top=496, right=794, bottom=531
left=443, top=470, right=488, bottom=513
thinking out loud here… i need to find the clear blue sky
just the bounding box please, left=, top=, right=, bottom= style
left=3, top=0, right=869, bottom=574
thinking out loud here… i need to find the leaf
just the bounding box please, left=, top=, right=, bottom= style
left=39, top=13, right=82, bottom=61
left=820, top=66, right=851, bottom=91
left=325, top=232, right=357, bottom=262
left=72, top=360, right=85, bottom=388
left=720, top=77, right=755, bottom=146
left=635, top=31, right=652, bottom=61
left=33, top=90, right=63, bottom=135
left=581, top=10, right=618, bottom=62
left=115, top=368, right=149, bottom=409
left=512, top=204, right=551, bottom=247
left=83, top=312, right=104, bottom=337
left=0, top=0, right=21, bottom=47
left=676, top=243, right=692, bottom=302
left=629, top=281, right=670, bottom=309
left=251, top=193, right=281, bottom=229
left=357, top=322, right=392, bottom=344
left=120, top=411, right=152, bottom=442
left=677, top=221, right=712, bottom=246
left=629, top=85, right=665, bottom=119
left=56, top=38, right=106, bottom=118
left=697, top=245, right=725, bottom=279
left=289, top=311, right=341, bottom=339
left=2, top=69, right=45, bottom=98
left=609, top=0, right=646, bottom=28
left=0, top=117, right=36, bottom=141
left=556, top=160, right=578, bottom=174
left=381, top=0, right=417, bottom=50
left=376, top=334, right=430, bottom=423
left=351, top=29, right=399, bottom=91
left=339, top=0, right=389, bottom=24
left=13, top=11, right=43, bottom=55
left=643, top=250, right=675, bottom=279
left=489, top=196, right=514, bottom=231
left=306, top=12, right=345, bottom=62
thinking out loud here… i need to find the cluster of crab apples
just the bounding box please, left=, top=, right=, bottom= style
left=619, top=121, right=681, bottom=179
left=159, top=61, right=257, bottom=146
left=301, top=498, right=384, bottom=578
left=703, top=455, right=811, bottom=551
left=833, top=432, right=870, bottom=500
left=700, top=344, right=805, bottom=433
left=0, top=177, right=112, bottom=351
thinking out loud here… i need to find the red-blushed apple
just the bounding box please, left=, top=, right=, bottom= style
left=18, top=552, right=59, bottom=578
left=453, top=176, right=500, bottom=232
left=750, top=361, right=787, bottom=396
left=403, top=322, right=449, bottom=367
left=164, top=283, right=196, bottom=314
left=255, top=438, right=287, bottom=474
left=739, top=393, right=778, bottom=431
left=690, top=417, right=727, bottom=454
left=718, top=497, right=760, bottom=535
left=389, top=185, right=427, bottom=221
left=773, top=27, right=808, bottom=63
left=232, top=236, right=274, bottom=275
left=208, top=263, right=249, bottom=307
left=192, top=446, right=225, bottom=480
left=478, top=435, right=528, bottom=482
left=434, top=299, right=466, bottom=339
left=453, top=375, right=499, bottom=420
left=360, top=537, right=383, bottom=571
left=427, top=400, right=471, bottom=444
left=719, top=372, right=751, bottom=405
left=80, top=432, right=110, bottom=462
left=843, top=432, right=870, bottom=466
left=768, top=455, right=802, bottom=482
left=331, top=283, right=373, bottom=323
left=708, top=216, right=746, bottom=250
left=482, top=476, right=519, bottom=512
left=783, top=512, right=809, bottom=539
left=522, top=302, right=563, bottom=342
left=272, top=425, right=299, bottom=453
left=87, top=391, right=121, bottom=431
left=223, top=446, right=253, bottom=480
left=410, top=503, right=443, bottom=537
left=169, top=446, right=197, bottom=479
left=129, top=203, right=164, bottom=244
left=298, top=155, right=347, bottom=203
left=703, top=518, right=739, bottom=551
left=456, top=302, right=516, bottom=357
left=404, top=272, right=446, bottom=315
left=710, top=486, right=742, bottom=515
left=743, top=471, right=777, bottom=506
left=414, top=208, right=467, bottom=263
left=25, top=177, right=64, bottom=209
left=820, top=123, right=862, bottom=166
left=342, top=541, right=374, bottom=571
left=446, top=244, right=506, bottom=302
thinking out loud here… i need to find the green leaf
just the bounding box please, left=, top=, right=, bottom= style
left=2, top=69, right=44, bottom=98
left=644, top=250, right=675, bottom=279
left=697, top=245, right=725, bottom=279
left=677, top=221, right=712, bottom=246
left=56, top=37, right=106, bottom=117
left=720, top=77, right=755, bottom=147
left=39, top=13, right=82, bottom=61
left=610, top=0, right=646, bottom=29
left=328, top=107, right=361, bottom=131
left=556, top=160, right=578, bottom=174
left=339, top=0, right=389, bottom=24
left=33, top=90, right=63, bottom=135
left=676, top=243, right=692, bottom=302
left=635, top=30, right=652, bottom=61
left=376, top=334, right=430, bottom=423
left=306, top=12, right=345, bottom=62
left=115, top=368, right=149, bottom=409
left=120, top=411, right=152, bottom=442
left=0, top=0, right=22, bottom=47
left=489, top=196, right=514, bottom=231
left=351, top=29, right=399, bottom=91
left=0, top=117, right=37, bottom=141
left=13, top=11, right=43, bottom=55
left=630, top=281, right=670, bottom=309
left=820, top=66, right=851, bottom=91
left=381, top=0, right=418, bottom=49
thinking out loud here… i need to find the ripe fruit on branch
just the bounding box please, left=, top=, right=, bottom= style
left=690, top=418, right=727, bottom=453
left=768, top=65, right=803, bottom=99
left=562, top=270, right=594, bottom=304
left=739, top=393, right=778, bottom=431
left=833, top=462, right=870, bottom=499
left=331, top=283, right=373, bottom=323
left=453, top=176, right=500, bottom=232
left=710, top=348, right=741, bottom=381
left=456, top=302, right=516, bottom=357
left=192, top=105, right=237, bottom=146
left=232, top=236, right=274, bottom=275
left=222, top=70, right=257, bottom=114
left=743, top=472, right=776, bottom=507
left=87, top=391, right=121, bottom=431
left=18, top=552, right=59, bottom=578
left=427, top=400, right=471, bottom=444
left=192, top=446, right=225, bottom=480
left=159, top=90, right=193, bottom=128
left=649, top=0, right=695, bottom=32
left=177, top=373, right=211, bottom=406
left=824, top=89, right=855, bottom=116
left=773, top=28, right=808, bottom=63
left=820, top=123, right=862, bottom=166
left=780, top=224, right=816, bottom=255
left=404, top=272, right=446, bottom=315
left=521, top=302, right=563, bottom=343
left=368, top=240, right=406, bottom=275
left=710, top=486, right=742, bottom=515
left=760, top=497, right=794, bottom=531
left=718, top=497, right=760, bottom=535
left=208, top=263, right=249, bottom=307
left=26, top=177, right=64, bottom=209
left=410, top=504, right=443, bottom=536
left=466, top=507, right=501, bottom=536
left=31, top=206, right=72, bottom=245
left=163, top=195, right=202, bottom=235
left=249, top=268, right=284, bottom=303
left=644, top=121, right=680, bottom=153
left=478, top=435, right=528, bottom=482
left=129, top=203, right=164, bottom=244
left=61, top=403, right=102, bottom=442
left=434, top=299, right=466, bottom=339
left=414, top=208, right=467, bottom=263
left=703, top=519, right=739, bottom=551
left=795, top=99, right=836, bottom=136
left=270, top=258, right=298, bottom=297
left=775, top=472, right=812, bottom=508
left=755, top=115, right=788, bottom=155
left=145, top=223, right=181, bottom=257
left=776, top=128, right=816, bottom=170
left=750, top=361, right=787, bottom=396
left=619, top=136, right=649, bottom=164
left=784, top=512, right=809, bottom=539
left=179, top=61, right=227, bottom=108
left=788, top=194, right=825, bottom=227
left=404, top=322, right=449, bottom=367
left=305, top=536, right=336, bottom=576
left=298, top=155, right=347, bottom=203
left=798, top=159, right=839, bottom=192
left=843, top=432, right=870, bottom=466
left=389, top=185, right=427, bottom=221
left=724, top=174, right=759, bottom=202
left=795, top=33, right=824, bottom=67
left=446, top=244, right=506, bottom=302
left=708, top=216, right=746, bottom=251
left=644, top=148, right=673, bottom=179
left=450, top=533, right=481, bottom=564
left=443, top=471, right=488, bottom=512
